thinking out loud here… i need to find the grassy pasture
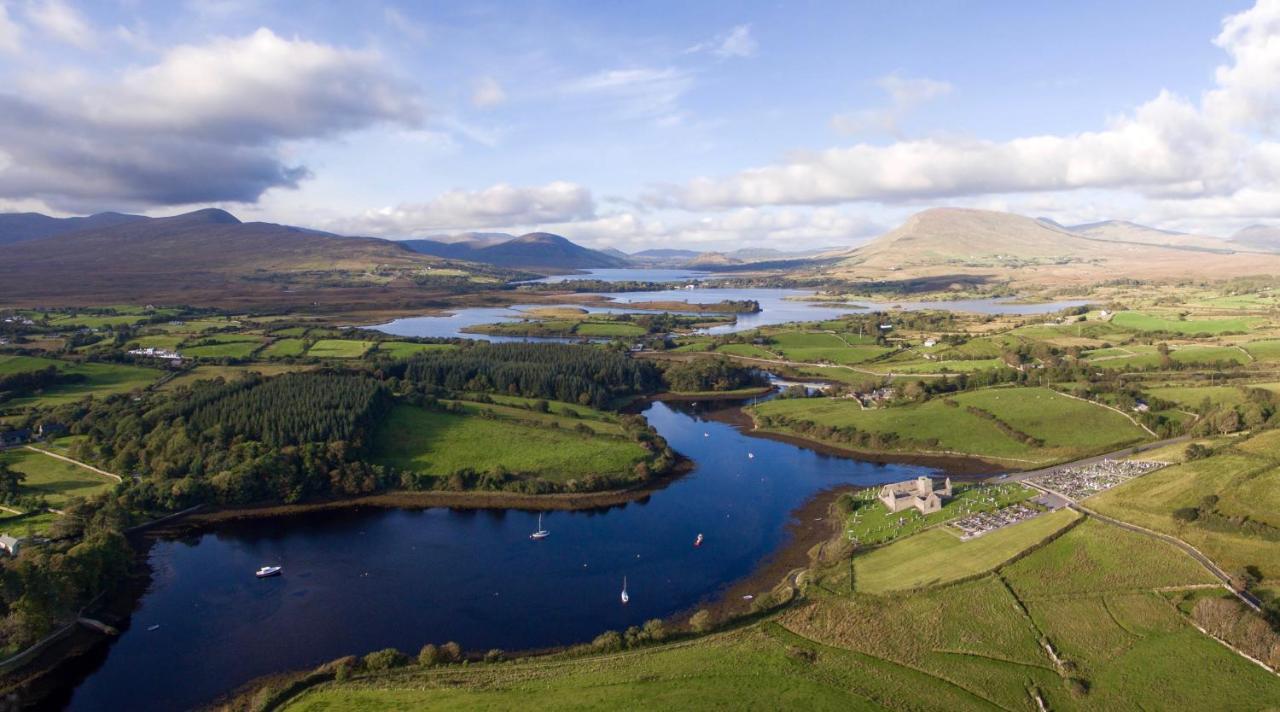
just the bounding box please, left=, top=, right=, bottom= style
left=0, top=448, right=115, bottom=507
left=374, top=342, right=457, bottom=359
left=766, top=331, right=890, bottom=364
left=306, top=339, right=373, bottom=358
left=852, top=508, right=1079, bottom=594
left=713, top=343, right=776, bottom=359
left=261, top=338, right=308, bottom=358
left=574, top=321, right=647, bottom=337
left=751, top=387, right=1147, bottom=464
left=157, top=363, right=311, bottom=390
left=1110, top=311, right=1259, bottom=335
left=181, top=339, right=263, bottom=359
left=1001, top=518, right=1216, bottom=599
left=370, top=404, right=647, bottom=481
left=1, top=359, right=162, bottom=408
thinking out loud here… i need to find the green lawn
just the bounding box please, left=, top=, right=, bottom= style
left=370, top=404, right=647, bottom=481
left=751, top=387, right=1148, bottom=464
left=0, top=448, right=116, bottom=507
left=306, top=339, right=373, bottom=358
left=1110, top=311, right=1259, bottom=335
left=852, top=508, right=1080, bottom=594
left=0, top=510, right=59, bottom=537
left=374, top=342, right=457, bottom=359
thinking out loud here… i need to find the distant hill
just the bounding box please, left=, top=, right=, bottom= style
left=0, top=211, right=148, bottom=246
left=1230, top=225, right=1280, bottom=252
left=1066, top=220, right=1231, bottom=251
left=832, top=207, right=1280, bottom=286
left=0, top=208, right=481, bottom=307
left=403, top=232, right=627, bottom=270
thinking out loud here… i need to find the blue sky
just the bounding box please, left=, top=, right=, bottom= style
left=1, top=0, right=1277, bottom=250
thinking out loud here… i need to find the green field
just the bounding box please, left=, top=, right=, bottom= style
left=0, top=448, right=116, bottom=507
left=852, top=508, right=1080, bottom=593
left=1243, top=339, right=1280, bottom=360
left=0, top=358, right=162, bottom=408
left=158, top=363, right=312, bottom=391
left=374, top=342, right=457, bottom=359
left=766, top=331, right=890, bottom=365
left=574, top=321, right=647, bottom=337
left=261, top=338, right=308, bottom=358
left=370, top=404, right=647, bottom=481
left=307, top=339, right=373, bottom=358
left=0, top=510, right=59, bottom=537
left=181, top=339, right=263, bottom=359
left=1001, top=518, right=1217, bottom=598
left=713, top=343, right=776, bottom=359
left=1089, top=432, right=1280, bottom=587
left=752, top=387, right=1148, bottom=464
left=1110, top=311, right=1259, bottom=335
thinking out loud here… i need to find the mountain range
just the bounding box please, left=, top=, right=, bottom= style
left=5, top=205, right=1280, bottom=304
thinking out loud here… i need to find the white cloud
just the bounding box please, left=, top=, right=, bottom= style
left=0, top=4, right=21, bottom=54
left=659, top=0, right=1280, bottom=221
left=687, top=24, right=757, bottom=59
left=25, top=0, right=92, bottom=49
left=336, top=181, right=596, bottom=236
left=831, top=73, right=953, bottom=137
left=0, top=28, right=423, bottom=210
left=539, top=207, right=881, bottom=251
left=384, top=7, right=427, bottom=42
left=562, top=67, right=693, bottom=122
left=471, top=76, right=506, bottom=109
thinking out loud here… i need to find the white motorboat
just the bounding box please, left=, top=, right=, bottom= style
left=255, top=566, right=282, bottom=578
left=621, top=576, right=630, bottom=605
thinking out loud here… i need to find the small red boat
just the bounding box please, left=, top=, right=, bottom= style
left=694, top=533, right=704, bottom=548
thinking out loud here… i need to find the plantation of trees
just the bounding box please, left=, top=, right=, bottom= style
left=391, top=343, right=662, bottom=408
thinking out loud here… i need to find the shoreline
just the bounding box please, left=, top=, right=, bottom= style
left=704, top=404, right=1006, bottom=476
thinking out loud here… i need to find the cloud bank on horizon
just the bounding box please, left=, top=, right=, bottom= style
left=1, top=0, right=1279, bottom=249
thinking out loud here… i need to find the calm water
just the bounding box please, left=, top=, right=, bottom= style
left=60, top=400, right=935, bottom=712
left=526, top=268, right=714, bottom=283
left=370, top=283, right=1089, bottom=341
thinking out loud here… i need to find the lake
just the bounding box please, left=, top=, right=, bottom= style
left=370, top=285, right=1089, bottom=340
left=58, top=399, right=935, bottom=712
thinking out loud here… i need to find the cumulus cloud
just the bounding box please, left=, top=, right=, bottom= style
left=471, top=76, right=507, bottom=109
left=336, top=182, right=596, bottom=236
left=24, top=0, right=92, bottom=48
left=540, top=207, right=881, bottom=251
left=0, top=28, right=422, bottom=210
left=831, top=73, right=953, bottom=137
left=687, top=24, right=757, bottom=59
left=658, top=0, right=1280, bottom=216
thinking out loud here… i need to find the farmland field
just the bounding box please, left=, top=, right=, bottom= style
left=374, top=342, right=457, bottom=359
left=574, top=321, right=647, bottom=337
left=1, top=359, right=162, bottom=408
left=369, top=404, right=647, bottom=481
left=261, top=338, right=308, bottom=358
left=851, top=508, right=1079, bottom=593
left=306, top=339, right=373, bottom=358
left=1110, top=311, right=1260, bottom=334
left=751, top=387, right=1148, bottom=464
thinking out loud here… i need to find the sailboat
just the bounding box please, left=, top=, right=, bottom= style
left=529, top=512, right=550, bottom=540
left=620, top=576, right=630, bottom=605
